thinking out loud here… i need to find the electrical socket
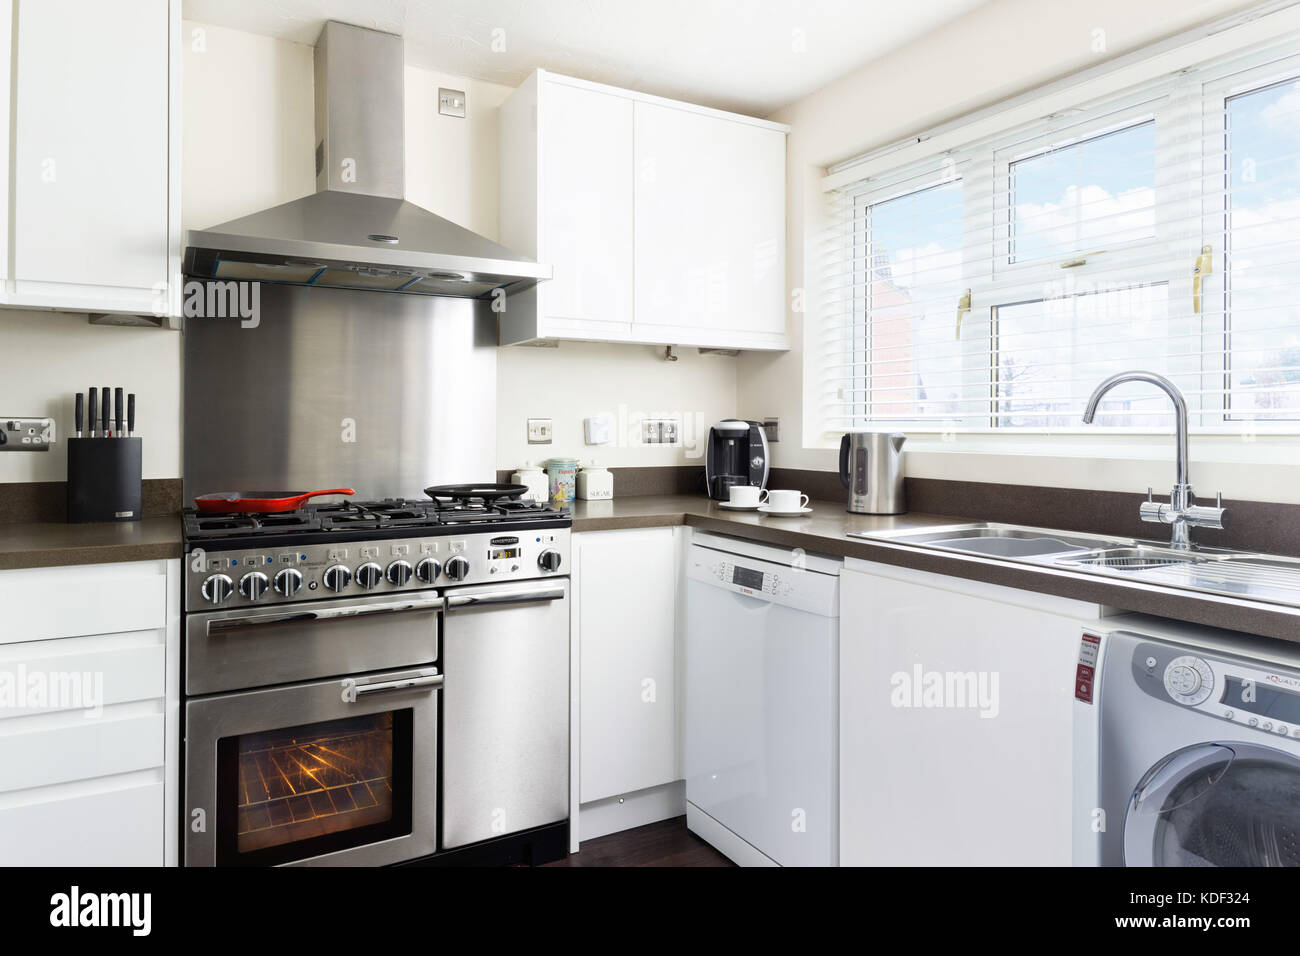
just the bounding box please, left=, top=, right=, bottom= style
left=641, top=420, right=661, bottom=444
left=0, top=417, right=54, bottom=451
left=527, top=418, right=552, bottom=444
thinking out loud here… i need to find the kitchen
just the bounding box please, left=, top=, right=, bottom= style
left=0, top=0, right=1296, bottom=922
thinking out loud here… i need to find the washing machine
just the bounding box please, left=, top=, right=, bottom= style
left=1075, top=614, right=1300, bottom=866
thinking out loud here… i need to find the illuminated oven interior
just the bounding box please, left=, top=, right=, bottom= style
left=218, top=710, right=413, bottom=864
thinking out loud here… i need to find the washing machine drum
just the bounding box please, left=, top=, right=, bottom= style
left=1125, top=742, right=1300, bottom=867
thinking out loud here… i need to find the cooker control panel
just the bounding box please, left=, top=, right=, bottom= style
left=186, top=528, right=570, bottom=610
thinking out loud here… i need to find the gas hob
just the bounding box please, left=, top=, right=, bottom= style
left=182, top=493, right=571, bottom=612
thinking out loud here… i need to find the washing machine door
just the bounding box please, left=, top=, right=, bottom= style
left=1124, top=741, right=1300, bottom=866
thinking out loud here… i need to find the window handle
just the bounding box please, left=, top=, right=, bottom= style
left=955, top=288, right=971, bottom=340
left=1192, top=244, right=1212, bottom=314
left=1060, top=249, right=1107, bottom=269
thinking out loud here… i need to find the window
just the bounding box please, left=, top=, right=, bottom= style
left=823, top=31, right=1300, bottom=436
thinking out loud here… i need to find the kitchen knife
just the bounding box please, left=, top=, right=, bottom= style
left=127, top=393, right=135, bottom=439
left=100, top=387, right=110, bottom=437
left=88, top=388, right=97, bottom=438
left=114, top=388, right=123, bottom=439
left=75, top=393, right=83, bottom=439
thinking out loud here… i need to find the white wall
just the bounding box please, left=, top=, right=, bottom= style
left=738, top=0, right=1300, bottom=502
left=0, top=311, right=181, bottom=482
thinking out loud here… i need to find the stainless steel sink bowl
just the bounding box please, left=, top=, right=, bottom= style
left=1055, top=547, right=1214, bottom=571
left=851, top=522, right=1125, bottom=558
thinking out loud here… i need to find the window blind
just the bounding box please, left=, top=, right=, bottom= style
left=819, top=33, right=1300, bottom=436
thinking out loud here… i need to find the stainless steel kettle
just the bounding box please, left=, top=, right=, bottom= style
left=839, top=431, right=906, bottom=514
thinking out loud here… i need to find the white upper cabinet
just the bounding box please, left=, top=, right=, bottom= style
left=633, top=101, right=786, bottom=349
left=7, top=0, right=178, bottom=317
left=499, top=70, right=788, bottom=350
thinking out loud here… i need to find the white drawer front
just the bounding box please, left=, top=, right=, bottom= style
left=0, top=631, right=165, bottom=718
left=0, top=709, right=164, bottom=793
left=0, top=561, right=168, bottom=644
left=0, top=778, right=164, bottom=866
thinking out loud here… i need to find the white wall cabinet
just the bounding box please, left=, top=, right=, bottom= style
left=839, top=559, right=1101, bottom=866
left=499, top=70, right=788, bottom=350
left=633, top=101, right=786, bottom=348
left=575, top=528, right=679, bottom=804
left=1, top=0, right=179, bottom=318
left=0, top=559, right=180, bottom=866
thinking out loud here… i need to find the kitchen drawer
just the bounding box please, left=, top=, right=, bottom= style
left=0, top=774, right=163, bottom=866
left=0, top=707, right=164, bottom=793
left=0, top=561, right=168, bottom=644
left=0, top=630, right=165, bottom=718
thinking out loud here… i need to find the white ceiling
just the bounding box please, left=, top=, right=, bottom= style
left=182, top=0, right=989, bottom=116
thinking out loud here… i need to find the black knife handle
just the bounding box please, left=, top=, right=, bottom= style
left=101, top=387, right=110, bottom=436
left=88, top=389, right=97, bottom=437
left=75, top=393, right=83, bottom=437
left=114, top=388, right=123, bottom=437
left=127, top=394, right=135, bottom=437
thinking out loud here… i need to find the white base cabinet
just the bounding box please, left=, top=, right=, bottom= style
left=839, top=559, right=1101, bottom=866
left=572, top=528, right=684, bottom=848
left=0, top=559, right=180, bottom=866
left=499, top=70, right=788, bottom=350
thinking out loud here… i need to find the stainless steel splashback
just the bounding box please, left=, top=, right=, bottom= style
left=183, top=284, right=496, bottom=500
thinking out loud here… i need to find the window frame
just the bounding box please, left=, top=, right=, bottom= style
left=841, top=42, right=1300, bottom=437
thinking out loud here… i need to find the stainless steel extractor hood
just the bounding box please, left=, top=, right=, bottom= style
left=183, top=21, right=549, bottom=299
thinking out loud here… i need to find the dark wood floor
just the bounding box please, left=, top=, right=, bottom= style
left=542, top=815, right=734, bottom=867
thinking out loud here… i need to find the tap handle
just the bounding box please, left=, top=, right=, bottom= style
left=1146, top=486, right=1154, bottom=502
left=1216, top=491, right=1223, bottom=508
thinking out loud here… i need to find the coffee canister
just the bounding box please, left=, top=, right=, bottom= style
left=544, top=457, right=578, bottom=508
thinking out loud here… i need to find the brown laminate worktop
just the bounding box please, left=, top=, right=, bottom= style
left=3, top=495, right=1297, bottom=644
left=0, top=516, right=183, bottom=570
left=571, top=495, right=1300, bottom=644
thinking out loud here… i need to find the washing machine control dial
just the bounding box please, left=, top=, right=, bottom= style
left=1163, top=655, right=1214, bottom=706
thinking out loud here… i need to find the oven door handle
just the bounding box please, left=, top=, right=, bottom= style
left=352, top=673, right=444, bottom=698
left=444, top=584, right=566, bottom=609
left=205, top=595, right=446, bottom=635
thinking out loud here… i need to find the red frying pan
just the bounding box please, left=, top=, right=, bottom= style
left=194, top=488, right=356, bottom=514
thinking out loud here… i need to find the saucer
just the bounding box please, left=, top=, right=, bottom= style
left=758, top=505, right=813, bottom=517
left=718, top=501, right=762, bottom=511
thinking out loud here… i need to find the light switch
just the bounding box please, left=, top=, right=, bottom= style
left=527, top=418, right=552, bottom=444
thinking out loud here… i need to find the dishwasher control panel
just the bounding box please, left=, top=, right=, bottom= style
left=686, top=543, right=840, bottom=616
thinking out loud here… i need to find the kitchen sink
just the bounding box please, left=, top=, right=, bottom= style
left=852, top=523, right=1125, bottom=557
left=849, top=522, right=1300, bottom=609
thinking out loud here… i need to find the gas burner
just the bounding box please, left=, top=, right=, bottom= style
left=182, top=508, right=322, bottom=539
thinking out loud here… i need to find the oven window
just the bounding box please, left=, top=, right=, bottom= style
left=216, top=710, right=413, bottom=866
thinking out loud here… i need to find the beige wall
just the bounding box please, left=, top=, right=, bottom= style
left=739, top=0, right=1300, bottom=502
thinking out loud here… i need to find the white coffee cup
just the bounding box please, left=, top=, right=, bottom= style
left=766, top=489, right=809, bottom=512
left=728, top=485, right=768, bottom=507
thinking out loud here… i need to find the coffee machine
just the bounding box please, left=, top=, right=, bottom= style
left=704, top=420, right=770, bottom=500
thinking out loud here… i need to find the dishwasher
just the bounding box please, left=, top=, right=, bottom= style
left=684, top=531, right=841, bottom=866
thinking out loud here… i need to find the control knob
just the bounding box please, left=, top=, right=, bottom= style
left=355, top=562, right=383, bottom=589
left=201, top=573, right=234, bottom=605
left=386, top=560, right=414, bottom=586
left=239, top=571, right=270, bottom=601
left=274, top=567, right=303, bottom=597
left=323, top=564, right=352, bottom=592
left=416, top=558, right=442, bottom=583
left=445, top=556, right=470, bottom=582
left=538, top=549, right=562, bottom=573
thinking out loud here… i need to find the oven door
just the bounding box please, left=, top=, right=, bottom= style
left=186, top=592, right=444, bottom=696
left=185, top=667, right=441, bottom=867
left=441, top=579, right=570, bottom=849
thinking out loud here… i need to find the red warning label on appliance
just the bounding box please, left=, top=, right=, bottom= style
left=1075, top=633, right=1101, bottom=703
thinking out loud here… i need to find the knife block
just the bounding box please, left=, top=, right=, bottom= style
left=67, top=437, right=142, bottom=523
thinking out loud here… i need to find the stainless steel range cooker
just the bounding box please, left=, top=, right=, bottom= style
left=181, top=492, right=571, bottom=866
